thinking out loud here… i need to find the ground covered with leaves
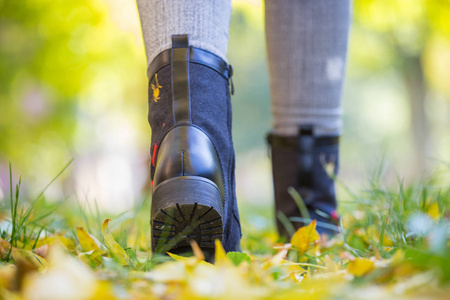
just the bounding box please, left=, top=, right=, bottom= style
left=0, top=165, right=449, bottom=299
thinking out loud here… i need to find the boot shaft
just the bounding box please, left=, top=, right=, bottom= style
left=268, top=127, right=340, bottom=237
left=147, top=35, right=234, bottom=185
left=147, top=35, right=241, bottom=252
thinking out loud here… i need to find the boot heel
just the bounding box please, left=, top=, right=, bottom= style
left=151, top=176, right=223, bottom=256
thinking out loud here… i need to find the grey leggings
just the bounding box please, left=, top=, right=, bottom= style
left=136, top=0, right=351, bottom=137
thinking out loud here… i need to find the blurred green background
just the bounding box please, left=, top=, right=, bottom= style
left=0, top=0, right=449, bottom=213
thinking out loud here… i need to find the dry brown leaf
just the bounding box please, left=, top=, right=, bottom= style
left=33, top=244, right=49, bottom=258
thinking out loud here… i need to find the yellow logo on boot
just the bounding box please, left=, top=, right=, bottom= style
left=151, top=74, right=162, bottom=102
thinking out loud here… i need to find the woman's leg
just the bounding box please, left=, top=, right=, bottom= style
left=265, top=0, right=351, bottom=237
left=136, top=0, right=241, bottom=256
left=137, top=0, right=231, bottom=66
left=265, top=0, right=350, bottom=137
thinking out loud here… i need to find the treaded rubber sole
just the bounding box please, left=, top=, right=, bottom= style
left=151, top=176, right=223, bottom=259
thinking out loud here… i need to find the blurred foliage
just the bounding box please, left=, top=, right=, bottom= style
left=344, top=0, right=450, bottom=181
left=0, top=166, right=448, bottom=298
left=228, top=1, right=271, bottom=153
left=351, top=0, right=450, bottom=88
left=0, top=0, right=146, bottom=183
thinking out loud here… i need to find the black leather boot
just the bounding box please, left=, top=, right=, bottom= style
left=267, top=126, right=340, bottom=239
left=148, top=35, right=241, bottom=257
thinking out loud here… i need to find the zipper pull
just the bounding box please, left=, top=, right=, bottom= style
left=228, top=64, right=235, bottom=95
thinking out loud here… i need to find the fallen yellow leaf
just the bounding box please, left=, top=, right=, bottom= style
left=0, top=238, right=48, bottom=271
left=34, top=236, right=76, bottom=253
left=101, top=219, right=130, bottom=266
left=77, top=227, right=101, bottom=252
left=0, top=265, right=15, bottom=290
left=290, top=220, right=320, bottom=255
left=324, top=255, right=339, bottom=273
left=427, top=202, right=440, bottom=221
left=347, top=257, right=374, bottom=276
left=12, top=248, right=48, bottom=272
left=262, top=248, right=288, bottom=270
left=77, top=227, right=102, bottom=266
left=91, top=280, right=120, bottom=300
left=392, top=249, right=405, bottom=266
left=282, top=260, right=306, bottom=283
left=148, top=260, right=187, bottom=283
left=0, top=238, right=11, bottom=258
left=214, top=240, right=230, bottom=266
left=23, top=246, right=97, bottom=300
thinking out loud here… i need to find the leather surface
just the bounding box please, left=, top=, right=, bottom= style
left=171, top=35, right=191, bottom=124
left=297, top=126, right=314, bottom=188
left=148, top=46, right=233, bottom=82
left=268, top=128, right=340, bottom=237
left=153, top=125, right=224, bottom=201
left=267, top=126, right=339, bottom=190
left=267, top=132, right=339, bottom=149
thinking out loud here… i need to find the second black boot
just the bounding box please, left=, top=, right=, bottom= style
left=267, top=126, right=340, bottom=239
left=148, top=35, right=241, bottom=257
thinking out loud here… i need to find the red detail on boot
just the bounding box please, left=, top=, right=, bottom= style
left=152, top=144, right=158, bottom=167
left=151, top=180, right=153, bottom=187
left=151, top=123, right=165, bottom=168
left=331, top=210, right=339, bottom=221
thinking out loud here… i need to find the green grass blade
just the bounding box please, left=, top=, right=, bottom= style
left=287, top=187, right=310, bottom=220
left=19, top=159, right=74, bottom=229
left=32, top=225, right=46, bottom=249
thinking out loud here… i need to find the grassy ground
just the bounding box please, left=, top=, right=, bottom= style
left=0, top=162, right=449, bottom=299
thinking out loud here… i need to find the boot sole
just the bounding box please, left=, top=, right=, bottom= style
left=151, top=176, right=223, bottom=259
